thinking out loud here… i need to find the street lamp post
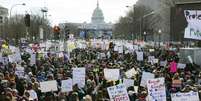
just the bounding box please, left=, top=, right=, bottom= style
left=158, top=29, right=162, bottom=48
left=9, top=3, right=26, bottom=18
left=126, top=4, right=135, bottom=46
left=143, top=31, right=147, bottom=42
left=9, top=3, right=25, bottom=45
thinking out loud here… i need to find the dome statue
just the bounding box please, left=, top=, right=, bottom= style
left=91, top=0, right=105, bottom=24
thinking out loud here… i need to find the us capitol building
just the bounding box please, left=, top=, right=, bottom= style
left=59, top=1, right=113, bottom=39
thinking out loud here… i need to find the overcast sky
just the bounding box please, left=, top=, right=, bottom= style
left=0, top=0, right=137, bottom=25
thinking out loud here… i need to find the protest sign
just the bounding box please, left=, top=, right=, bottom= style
left=15, top=66, right=24, bottom=78
left=160, top=61, right=167, bottom=67
left=177, top=63, right=186, bottom=69
left=104, top=69, right=120, bottom=81
left=61, top=79, right=73, bottom=92
left=9, top=46, right=20, bottom=53
left=30, top=54, right=36, bottom=65
left=152, top=59, right=159, bottom=64
left=148, top=56, right=155, bottom=63
left=140, top=72, right=155, bottom=87
left=8, top=53, right=21, bottom=63
left=0, top=57, right=8, bottom=65
left=171, top=91, right=199, bottom=101
left=123, top=78, right=134, bottom=88
left=136, top=51, right=143, bottom=61
left=73, top=68, right=86, bottom=88
left=125, top=68, right=137, bottom=78
left=147, top=78, right=166, bottom=101
left=40, top=80, right=58, bottom=92
left=107, top=84, right=130, bottom=101
left=184, top=10, right=201, bottom=40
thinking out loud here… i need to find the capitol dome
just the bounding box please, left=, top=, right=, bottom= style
left=91, top=1, right=105, bottom=24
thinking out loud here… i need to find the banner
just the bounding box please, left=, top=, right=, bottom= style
left=147, top=78, right=166, bottom=101
left=184, top=10, right=201, bottom=40
left=171, top=91, right=199, bottom=101
left=140, top=72, right=155, bottom=87
left=61, top=79, right=73, bottom=92
left=107, top=84, right=130, bottom=101
left=104, top=69, right=120, bottom=81
left=73, top=68, right=86, bottom=88
left=40, top=80, right=58, bottom=92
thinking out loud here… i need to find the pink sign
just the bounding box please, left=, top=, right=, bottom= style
left=170, top=61, right=177, bottom=73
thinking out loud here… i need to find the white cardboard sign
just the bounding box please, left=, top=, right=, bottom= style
left=171, top=91, right=199, bottom=101
left=140, top=71, right=155, bottom=87
left=73, top=68, right=86, bottom=88
left=40, top=80, right=58, bottom=92
left=61, top=79, right=73, bottom=92
left=147, top=78, right=166, bottom=101
left=104, top=69, right=120, bottom=81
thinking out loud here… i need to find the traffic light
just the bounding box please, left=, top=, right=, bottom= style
left=24, top=14, right=30, bottom=27
left=65, top=29, right=70, bottom=39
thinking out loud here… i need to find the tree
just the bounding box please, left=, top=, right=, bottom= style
left=3, top=14, right=51, bottom=45
left=113, top=4, right=156, bottom=40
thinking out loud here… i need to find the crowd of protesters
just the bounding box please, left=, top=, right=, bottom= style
left=0, top=40, right=201, bottom=101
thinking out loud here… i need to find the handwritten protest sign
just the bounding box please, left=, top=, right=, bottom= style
left=61, top=79, right=73, bottom=92
left=140, top=72, right=155, bottom=87
left=107, top=84, right=130, bottom=101
left=177, top=63, right=186, bottom=69
left=125, top=68, right=137, bottom=78
left=171, top=91, right=199, bottom=101
left=136, top=51, right=143, bottom=61
left=123, top=78, right=134, bottom=88
left=40, top=80, right=58, bottom=92
left=147, top=78, right=166, bottom=101
left=73, top=68, right=86, bottom=88
left=104, top=69, right=120, bottom=81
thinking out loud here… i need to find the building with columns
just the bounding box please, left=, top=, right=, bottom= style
left=59, top=0, right=113, bottom=39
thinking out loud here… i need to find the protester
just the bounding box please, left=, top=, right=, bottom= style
left=0, top=39, right=200, bottom=101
